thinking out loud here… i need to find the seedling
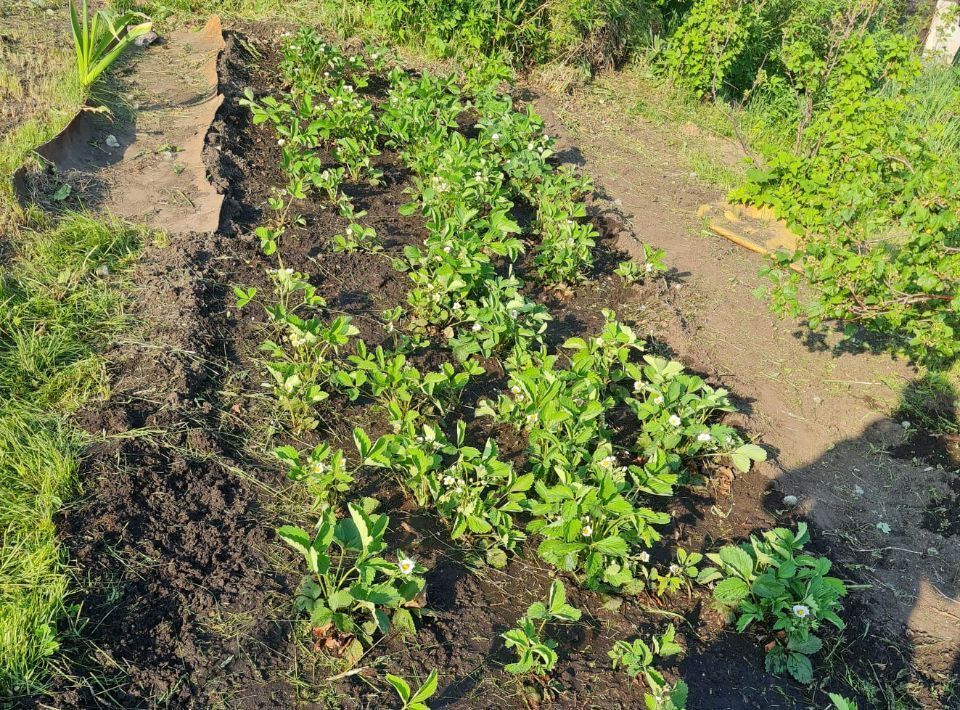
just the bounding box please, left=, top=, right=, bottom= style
left=609, top=624, right=688, bottom=709
left=502, top=580, right=581, bottom=676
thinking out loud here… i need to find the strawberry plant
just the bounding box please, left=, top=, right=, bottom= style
left=332, top=221, right=382, bottom=253
left=274, top=443, right=354, bottom=510
left=527, top=475, right=670, bottom=589
left=609, top=624, right=688, bottom=709
left=278, top=503, right=427, bottom=652
left=334, top=341, right=480, bottom=426
left=625, top=355, right=767, bottom=484
left=698, top=523, right=847, bottom=683
left=358, top=421, right=530, bottom=557
left=615, top=245, right=667, bottom=284
left=235, top=268, right=358, bottom=432
left=502, top=580, right=581, bottom=676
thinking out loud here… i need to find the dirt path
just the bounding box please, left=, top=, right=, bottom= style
left=532, top=77, right=960, bottom=690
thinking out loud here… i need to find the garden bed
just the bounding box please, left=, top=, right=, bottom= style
left=38, top=23, right=941, bottom=710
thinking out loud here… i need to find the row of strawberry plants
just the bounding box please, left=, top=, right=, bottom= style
left=235, top=28, right=847, bottom=696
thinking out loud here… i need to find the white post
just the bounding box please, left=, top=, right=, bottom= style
left=924, top=0, right=960, bottom=63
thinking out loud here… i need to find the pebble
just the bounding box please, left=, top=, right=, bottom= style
left=105, top=134, right=119, bottom=148
left=134, top=31, right=159, bottom=47
left=783, top=494, right=798, bottom=507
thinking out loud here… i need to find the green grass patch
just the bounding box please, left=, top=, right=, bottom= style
left=0, top=214, right=142, bottom=697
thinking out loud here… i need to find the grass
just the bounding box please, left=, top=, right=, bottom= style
left=0, top=3, right=148, bottom=697
left=0, top=3, right=84, bottom=231
left=893, top=369, right=960, bottom=436
left=0, top=215, right=142, bottom=697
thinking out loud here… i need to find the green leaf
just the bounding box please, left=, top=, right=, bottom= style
left=485, top=547, right=508, bottom=569
left=713, top=577, right=749, bottom=604
left=731, top=443, right=766, bottom=472
left=392, top=607, right=416, bottom=636
left=410, top=668, right=439, bottom=704
left=52, top=183, right=72, bottom=201
left=353, top=427, right=371, bottom=459
left=592, top=535, right=629, bottom=557
left=348, top=503, right=372, bottom=551
left=787, top=634, right=822, bottom=655
left=327, top=588, right=353, bottom=611
left=277, top=525, right=311, bottom=559
left=786, top=652, right=813, bottom=684
left=718, top=546, right=755, bottom=578
left=386, top=673, right=411, bottom=703
left=374, top=608, right=391, bottom=635
left=828, top=692, right=858, bottom=710
left=751, top=575, right=785, bottom=599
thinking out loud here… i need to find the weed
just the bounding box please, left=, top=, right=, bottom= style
left=0, top=215, right=141, bottom=696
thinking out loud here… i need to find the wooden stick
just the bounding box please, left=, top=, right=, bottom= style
left=708, top=221, right=805, bottom=274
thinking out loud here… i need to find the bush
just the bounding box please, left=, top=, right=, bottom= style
left=659, top=0, right=960, bottom=365
left=361, top=0, right=660, bottom=69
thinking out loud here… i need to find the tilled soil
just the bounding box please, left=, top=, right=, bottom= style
left=35, top=25, right=946, bottom=710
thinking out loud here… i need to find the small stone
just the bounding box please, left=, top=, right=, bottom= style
left=105, top=134, right=119, bottom=148
left=783, top=495, right=798, bottom=507
left=134, top=31, right=159, bottom=47
left=95, top=264, right=110, bottom=277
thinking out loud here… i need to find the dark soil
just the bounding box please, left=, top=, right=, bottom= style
left=33, top=24, right=946, bottom=710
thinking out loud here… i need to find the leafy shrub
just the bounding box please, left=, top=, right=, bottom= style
left=361, top=0, right=659, bottom=69
left=660, top=0, right=767, bottom=96
left=659, top=0, right=960, bottom=365
left=732, top=26, right=960, bottom=364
